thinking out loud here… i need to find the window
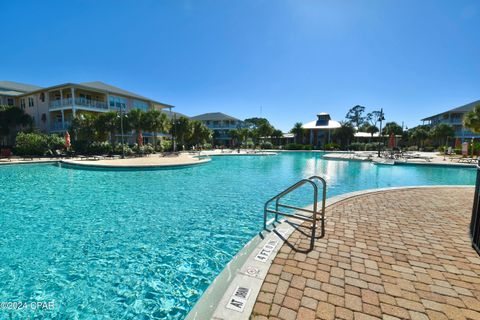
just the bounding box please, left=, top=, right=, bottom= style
left=40, top=92, right=45, bottom=102
left=20, top=99, right=26, bottom=109
left=7, top=98, right=14, bottom=106
left=28, top=97, right=34, bottom=107
left=133, top=99, right=149, bottom=111
left=109, top=95, right=126, bottom=111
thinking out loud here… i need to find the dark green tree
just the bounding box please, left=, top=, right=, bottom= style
left=333, top=122, right=355, bottom=149
left=382, top=122, right=403, bottom=136
left=431, top=123, right=454, bottom=146
left=464, top=104, right=480, bottom=133
left=290, top=122, right=304, bottom=144
left=0, top=105, right=33, bottom=145
left=345, top=105, right=366, bottom=129
left=365, top=124, right=379, bottom=142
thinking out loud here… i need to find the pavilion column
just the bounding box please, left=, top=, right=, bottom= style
left=71, top=87, right=76, bottom=118
left=61, top=110, right=65, bottom=130
left=60, top=90, right=63, bottom=106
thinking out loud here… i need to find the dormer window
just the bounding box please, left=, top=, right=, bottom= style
left=315, top=113, right=331, bottom=126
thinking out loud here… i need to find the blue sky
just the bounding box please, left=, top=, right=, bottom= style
left=1, top=0, right=479, bottom=131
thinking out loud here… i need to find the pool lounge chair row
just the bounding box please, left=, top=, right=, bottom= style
left=382, top=150, right=433, bottom=162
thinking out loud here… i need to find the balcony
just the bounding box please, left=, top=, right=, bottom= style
left=50, top=121, right=72, bottom=131
left=50, top=98, right=107, bottom=110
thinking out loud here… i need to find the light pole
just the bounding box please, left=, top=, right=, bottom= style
left=377, top=108, right=385, bottom=157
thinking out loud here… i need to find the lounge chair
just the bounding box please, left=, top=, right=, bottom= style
left=458, top=157, right=477, bottom=164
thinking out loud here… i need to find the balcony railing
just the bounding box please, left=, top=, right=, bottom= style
left=50, top=98, right=107, bottom=110
left=50, top=121, right=71, bottom=131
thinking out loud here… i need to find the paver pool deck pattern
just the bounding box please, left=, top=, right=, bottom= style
left=251, top=187, right=480, bottom=320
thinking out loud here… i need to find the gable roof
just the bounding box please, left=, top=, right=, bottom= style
left=10, top=80, right=174, bottom=108
left=302, top=112, right=341, bottom=130
left=0, top=81, right=42, bottom=93
left=79, top=81, right=149, bottom=102
left=163, top=110, right=189, bottom=120
left=421, top=100, right=480, bottom=121
left=190, top=112, right=241, bottom=121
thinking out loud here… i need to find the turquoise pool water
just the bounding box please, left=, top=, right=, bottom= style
left=0, top=153, right=475, bottom=319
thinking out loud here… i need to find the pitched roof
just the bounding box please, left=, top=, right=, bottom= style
left=302, top=120, right=341, bottom=130
left=190, top=112, right=241, bottom=121
left=162, top=110, right=189, bottom=120
left=9, top=80, right=174, bottom=108
left=0, top=81, right=42, bottom=93
left=421, top=100, right=480, bottom=121
left=302, top=113, right=341, bottom=130
left=0, top=90, right=25, bottom=97
left=79, top=81, right=148, bottom=102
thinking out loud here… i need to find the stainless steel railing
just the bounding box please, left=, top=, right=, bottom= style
left=263, top=175, right=326, bottom=251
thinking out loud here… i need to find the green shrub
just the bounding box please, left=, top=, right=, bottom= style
left=365, top=143, right=379, bottom=151
left=303, top=144, right=313, bottom=150
left=324, top=143, right=340, bottom=150
left=260, top=142, right=273, bottom=149
left=285, top=143, right=305, bottom=150
left=14, top=132, right=49, bottom=155
left=161, top=140, right=173, bottom=151
left=242, top=139, right=255, bottom=149
left=202, top=143, right=212, bottom=150
left=87, top=141, right=112, bottom=155
left=423, top=146, right=435, bottom=152
left=348, top=142, right=365, bottom=151
left=46, top=134, right=65, bottom=151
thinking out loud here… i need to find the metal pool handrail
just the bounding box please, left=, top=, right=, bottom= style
left=263, top=175, right=327, bottom=251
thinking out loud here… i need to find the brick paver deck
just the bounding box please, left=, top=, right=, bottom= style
left=251, top=187, right=480, bottom=320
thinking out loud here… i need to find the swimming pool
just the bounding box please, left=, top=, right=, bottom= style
left=0, top=153, right=475, bottom=319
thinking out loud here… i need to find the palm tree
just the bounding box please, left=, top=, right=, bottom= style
left=127, top=109, right=146, bottom=144
left=228, top=128, right=240, bottom=147
left=271, top=129, right=283, bottom=146
left=409, top=126, right=429, bottom=148
left=238, top=128, right=250, bottom=147
left=431, top=123, right=455, bottom=146
left=0, top=105, right=33, bottom=145
left=95, top=111, right=118, bottom=145
left=173, top=116, right=192, bottom=150
left=333, top=122, right=355, bottom=149
left=365, top=124, right=379, bottom=142
left=191, top=120, right=212, bottom=148
left=290, top=122, right=304, bottom=144
left=464, top=104, right=480, bottom=133
left=143, top=110, right=170, bottom=148
left=71, top=113, right=97, bottom=143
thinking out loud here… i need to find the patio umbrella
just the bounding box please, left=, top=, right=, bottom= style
left=64, top=131, right=71, bottom=149
left=138, top=132, right=143, bottom=147
left=388, top=132, right=396, bottom=149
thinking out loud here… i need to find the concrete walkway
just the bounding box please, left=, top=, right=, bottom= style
left=251, top=187, right=480, bottom=320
